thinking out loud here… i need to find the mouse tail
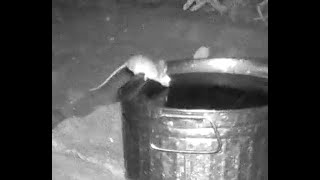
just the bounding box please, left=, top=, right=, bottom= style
left=89, top=64, right=127, bottom=92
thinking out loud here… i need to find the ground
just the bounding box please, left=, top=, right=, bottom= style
left=52, top=1, right=267, bottom=179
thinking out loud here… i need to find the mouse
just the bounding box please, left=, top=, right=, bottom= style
left=89, top=55, right=171, bottom=92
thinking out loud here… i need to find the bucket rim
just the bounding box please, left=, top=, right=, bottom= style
left=152, top=57, right=268, bottom=113
left=166, top=57, right=268, bottom=79
left=152, top=104, right=268, bottom=117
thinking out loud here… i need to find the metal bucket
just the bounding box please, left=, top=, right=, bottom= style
left=120, top=58, right=268, bottom=180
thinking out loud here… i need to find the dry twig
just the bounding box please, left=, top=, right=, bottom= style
left=254, top=0, right=268, bottom=26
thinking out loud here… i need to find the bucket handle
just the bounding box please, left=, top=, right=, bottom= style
left=150, top=116, right=222, bottom=154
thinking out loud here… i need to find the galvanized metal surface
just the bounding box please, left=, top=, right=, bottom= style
left=121, top=58, right=268, bottom=180
left=148, top=108, right=268, bottom=180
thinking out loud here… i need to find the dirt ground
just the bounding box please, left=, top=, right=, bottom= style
left=52, top=0, right=268, bottom=128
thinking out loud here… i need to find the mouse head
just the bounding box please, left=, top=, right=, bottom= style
left=156, top=60, right=171, bottom=87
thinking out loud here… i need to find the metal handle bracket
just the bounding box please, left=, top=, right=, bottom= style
left=150, top=116, right=222, bottom=154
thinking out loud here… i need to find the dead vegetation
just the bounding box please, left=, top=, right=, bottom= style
left=183, top=0, right=268, bottom=26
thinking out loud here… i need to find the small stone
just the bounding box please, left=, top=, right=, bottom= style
left=193, top=46, right=210, bottom=59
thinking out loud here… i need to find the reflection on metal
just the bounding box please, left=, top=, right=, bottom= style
left=150, top=116, right=222, bottom=154
left=167, top=57, right=268, bottom=79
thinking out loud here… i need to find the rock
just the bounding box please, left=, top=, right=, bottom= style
left=193, top=46, right=210, bottom=59
left=52, top=103, right=125, bottom=180
left=52, top=153, right=117, bottom=180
